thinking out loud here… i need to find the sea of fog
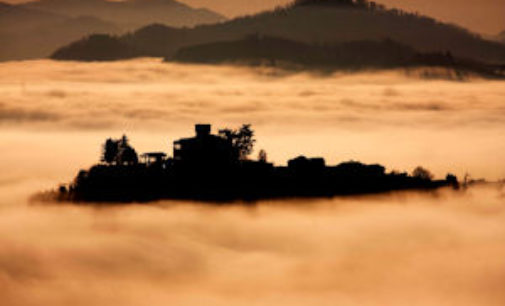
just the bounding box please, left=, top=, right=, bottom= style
left=0, top=58, right=505, bottom=306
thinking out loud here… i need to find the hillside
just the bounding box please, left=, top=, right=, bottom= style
left=21, top=0, right=225, bottom=30
left=0, top=0, right=225, bottom=61
left=51, top=34, right=138, bottom=61
left=173, top=35, right=417, bottom=68
left=170, top=35, right=505, bottom=78
left=52, top=0, right=505, bottom=64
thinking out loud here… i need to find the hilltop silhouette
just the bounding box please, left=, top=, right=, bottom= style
left=169, top=35, right=505, bottom=77
left=0, top=0, right=224, bottom=61
left=51, top=0, right=505, bottom=64
left=56, top=124, right=459, bottom=203
left=173, top=35, right=416, bottom=67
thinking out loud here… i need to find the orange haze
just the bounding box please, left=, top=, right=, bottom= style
left=1, top=59, right=505, bottom=306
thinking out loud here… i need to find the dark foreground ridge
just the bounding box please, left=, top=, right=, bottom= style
left=56, top=124, right=459, bottom=203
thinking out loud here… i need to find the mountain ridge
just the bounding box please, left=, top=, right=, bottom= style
left=170, top=35, right=505, bottom=78
left=0, top=2, right=120, bottom=60
left=20, top=0, right=225, bottom=30
left=0, top=0, right=225, bottom=61
left=51, top=1, right=505, bottom=64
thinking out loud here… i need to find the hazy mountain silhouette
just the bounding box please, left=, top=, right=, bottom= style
left=51, top=34, right=139, bottom=61
left=169, top=35, right=505, bottom=78
left=173, top=35, right=416, bottom=68
left=52, top=0, right=505, bottom=64
left=1, top=0, right=224, bottom=61
left=21, top=0, right=225, bottom=30
left=0, top=2, right=120, bottom=61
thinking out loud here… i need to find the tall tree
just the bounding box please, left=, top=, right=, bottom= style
left=219, top=124, right=256, bottom=160
left=101, top=135, right=138, bottom=165
left=102, top=138, right=119, bottom=165
left=116, top=135, right=138, bottom=165
left=412, top=166, right=434, bottom=180
left=258, top=149, right=268, bottom=162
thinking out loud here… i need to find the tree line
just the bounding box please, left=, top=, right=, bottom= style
left=101, top=124, right=257, bottom=166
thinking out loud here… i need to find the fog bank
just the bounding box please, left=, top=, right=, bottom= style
left=1, top=187, right=505, bottom=306
left=1, top=59, right=505, bottom=179
left=0, top=59, right=505, bottom=306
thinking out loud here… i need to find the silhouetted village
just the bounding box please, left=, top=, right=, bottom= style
left=58, top=124, right=459, bottom=202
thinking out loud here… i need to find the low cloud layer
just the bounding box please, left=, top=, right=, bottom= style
left=1, top=59, right=505, bottom=131
left=0, top=59, right=505, bottom=306
left=1, top=59, right=505, bottom=179
left=1, top=187, right=505, bottom=306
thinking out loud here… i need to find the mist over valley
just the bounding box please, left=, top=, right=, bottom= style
left=1, top=1, right=505, bottom=304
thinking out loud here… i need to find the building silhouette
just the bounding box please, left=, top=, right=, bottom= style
left=173, top=124, right=235, bottom=166
left=57, top=123, right=459, bottom=202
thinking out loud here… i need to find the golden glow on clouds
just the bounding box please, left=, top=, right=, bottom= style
left=0, top=59, right=505, bottom=306
left=1, top=184, right=505, bottom=306
left=1, top=59, right=505, bottom=179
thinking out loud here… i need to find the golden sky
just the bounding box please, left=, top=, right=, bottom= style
left=4, top=0, right=505, bottom=34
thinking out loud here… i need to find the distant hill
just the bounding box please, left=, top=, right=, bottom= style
left=173, top=35, right=417, bottom=68
left=0, top=0, right=225, bottom=61
left=0, top=2, right=119, bottom=60
left=170, top=35, right=505, bottom=78
left=51, top=34, right=138, bottom=61
left=21, top=0, right=225, bottom=30
left=52, top=0, right=505, bottom=64
left=0, top=2, right=67, bottom=32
